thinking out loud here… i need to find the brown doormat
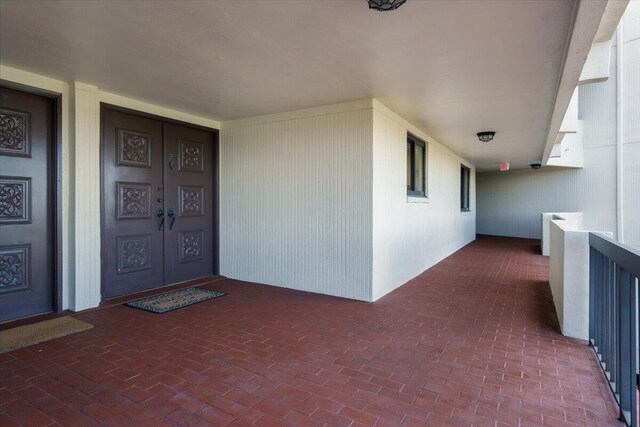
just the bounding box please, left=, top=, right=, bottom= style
left=125, top=287, right=226, bottom=313
left=0, top=316, right=93, bottom=353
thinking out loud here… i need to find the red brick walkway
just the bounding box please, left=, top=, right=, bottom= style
left=0, top=236, right=622, bottom=426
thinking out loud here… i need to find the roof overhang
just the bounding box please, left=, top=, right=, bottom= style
left=541, top=0, right=629, bottom=165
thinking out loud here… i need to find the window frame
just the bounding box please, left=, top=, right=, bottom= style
left=460, top=164, right=471, bottom=212
left=406, top=133, right=427, bottom=198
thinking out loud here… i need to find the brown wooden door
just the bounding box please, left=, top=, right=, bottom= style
left=0, top=87, right=54, bottom=321
left=101, top=108, right=216, bottom=299
left=163, top=123, right=215, bottom=284
left=101, top=109, right=164, bottom=299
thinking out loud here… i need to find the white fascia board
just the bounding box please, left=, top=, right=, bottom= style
left=579, top=40, right=613, bottom=84
left=559, top=88, right=579, bottom=134
left=542, top=0, right=609, bottom=164
left=550, top=141, right=563, bottom=158
left=547, top=121, right=584, bottom=168
left=593, top=0, right=630, bottom=43
left=577, top=0, right=628, bottom=85
left=547, top=134, right=584, bottom=167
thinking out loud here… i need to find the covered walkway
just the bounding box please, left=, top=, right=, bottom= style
left=0, top=236, right=620, bottom=426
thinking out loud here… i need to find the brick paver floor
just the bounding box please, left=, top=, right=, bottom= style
left=0, top=236, right=622, bottom=426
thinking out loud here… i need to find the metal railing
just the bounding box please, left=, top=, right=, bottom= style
left=589, top=232, right=639, bottom=427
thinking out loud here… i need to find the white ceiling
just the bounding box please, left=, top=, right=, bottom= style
left=0, top=0, right=581, bottom=170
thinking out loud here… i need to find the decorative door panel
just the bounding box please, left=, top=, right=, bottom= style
left=116, top=129, right=152, bottom=168
left=101, top=109, right=164, bottom=299
left=0, top=176, right=30, bottom=223
left=178, top=139, right=204, bottom=172
left=0, top=87, right=54, bottom=322
left=0, top=107, right=31, bottom=157
left=116, top=234, right=152, bottom=274
left=0, top=244, right=30, bottom=293
left=178, top=185, right=204, bottom=217
left=178, top=230, right=204, bottom=264
left=116, top=182, right=152, bottom=219
left=163, top=123, right=214, bottom=284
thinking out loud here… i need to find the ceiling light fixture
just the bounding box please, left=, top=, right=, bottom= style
left=367, top=0, right=407, bottom=12
left=477, top=131, right=496, bottom=143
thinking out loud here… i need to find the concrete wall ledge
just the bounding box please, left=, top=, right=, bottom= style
left=549, top=219, right=612, bottom=340
left=541, top=212, right=583, bottom=256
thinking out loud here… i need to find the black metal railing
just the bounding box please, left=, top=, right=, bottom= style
left=589, top=232, right=639, bottom=427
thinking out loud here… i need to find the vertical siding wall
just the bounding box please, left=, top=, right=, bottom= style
left=477, top=5, right=640, bottom=248
left=371, top=107, right=476, bottom=300
left=220, top=107, right=373, bottom=301
left=476, top=162, right=616, bottom=240
left=73, top=83, right=102, bottom=310
left=622, top=3, right=640, bottom=249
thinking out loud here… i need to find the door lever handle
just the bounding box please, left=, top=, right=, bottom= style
left=168, top=208, right=176, bottom=230
left=157, top=208, right=165, bottom=231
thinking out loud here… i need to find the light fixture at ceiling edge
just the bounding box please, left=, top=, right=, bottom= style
left=367, top=0, right=407, bottom=12
left=477, top=131, right=496, bottom=143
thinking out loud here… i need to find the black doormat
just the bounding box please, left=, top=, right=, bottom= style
left=125, top=287, right=226, bottom=314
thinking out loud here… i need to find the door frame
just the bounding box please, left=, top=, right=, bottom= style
left=0, top=81, right=64, bottom=314
left=99, top=103, right=220, bottom=300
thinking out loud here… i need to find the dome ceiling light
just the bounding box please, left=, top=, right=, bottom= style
left=367, top=0, right=407, bottom=12
left=477, top=131, right=496, bottom=143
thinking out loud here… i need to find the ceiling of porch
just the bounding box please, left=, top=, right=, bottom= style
left=0, top=0, right=600, bottom=170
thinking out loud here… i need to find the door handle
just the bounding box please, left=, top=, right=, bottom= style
left=168, top=208, right=176, bottom=230
left=157, top=208, right=165, bottom=231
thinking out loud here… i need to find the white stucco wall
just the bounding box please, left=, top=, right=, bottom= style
left=548, top=221, right=567, bottom=334
left=371, top=103, right=476, bottom=301
left=220, top=101, right=374, bottom=301
left=549, top=219, right=613, bottom=340
left=549, top=220, right=588, bottom=339
left=541, top=212, right=583, bottom=256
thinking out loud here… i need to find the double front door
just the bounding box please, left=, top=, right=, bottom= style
left=101, top=107, right=217, bottom=299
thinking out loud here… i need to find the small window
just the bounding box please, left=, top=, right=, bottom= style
left=460, top=165, right=470, bottom=211
left=407, top=134, right=427, bottom=197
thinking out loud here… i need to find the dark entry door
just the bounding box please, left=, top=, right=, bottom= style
left=102, top=109, right=216, bottom=299
left=101, top=109, right=164, bottom=299
left=163, top=123, right=214, bottom=284
left=0, top=87, right=54, bottom=321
